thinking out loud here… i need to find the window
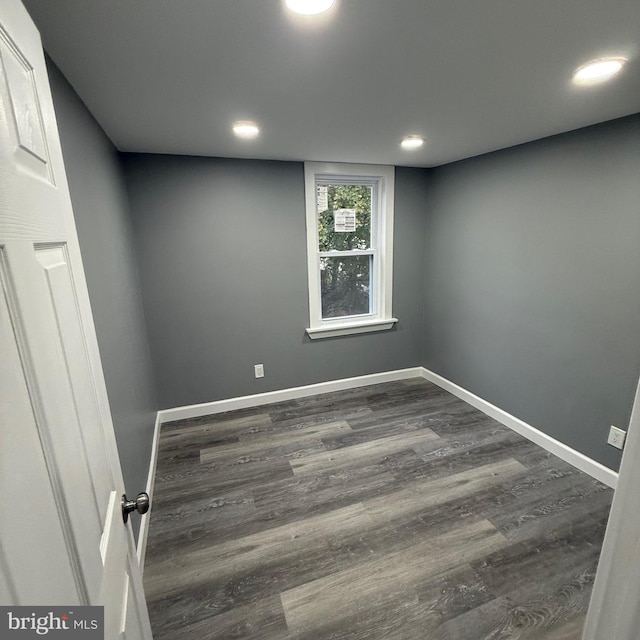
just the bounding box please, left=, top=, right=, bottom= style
left=304, top=162, right=397, bottom=339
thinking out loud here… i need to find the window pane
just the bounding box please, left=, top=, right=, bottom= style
left=317, top=183, right=372, bottom=251
left=320, top=255, right=371, bottom=318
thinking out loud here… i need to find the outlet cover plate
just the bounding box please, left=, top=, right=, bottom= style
left=608, top=425, right=626, bottom=450
left=254, top=363, right=264, bottom=378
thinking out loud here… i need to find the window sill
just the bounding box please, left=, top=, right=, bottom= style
left=305, top=318, right=398, bottom=340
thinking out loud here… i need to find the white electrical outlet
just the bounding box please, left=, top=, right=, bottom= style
left=607, top=425, right=626, bottom=450
left=254, top=363, right=264, bottom=378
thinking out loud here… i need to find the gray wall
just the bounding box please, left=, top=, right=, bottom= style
left=48, top=61, right=159, bottom=517
left=122, top=155, right=428, bottom=409
left=423, top=115, right=640, bottom=471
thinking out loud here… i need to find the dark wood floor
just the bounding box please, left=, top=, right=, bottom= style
left=144, top=378, right=613, bottom=640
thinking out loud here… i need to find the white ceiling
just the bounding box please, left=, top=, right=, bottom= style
left=23, top=0, right=640, bottom=167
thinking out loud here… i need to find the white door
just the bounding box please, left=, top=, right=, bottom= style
left=0, top=2, right=153, bottom=638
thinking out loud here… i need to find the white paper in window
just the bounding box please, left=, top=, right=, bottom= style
left=316, top=185, right=328, bottom=212
left=334, top=208, right=356, bottom=232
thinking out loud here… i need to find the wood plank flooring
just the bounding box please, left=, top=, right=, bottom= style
left=144, top=379, right=612, bottom=639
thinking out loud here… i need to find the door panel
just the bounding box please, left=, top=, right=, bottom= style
left=6, top=241, right=103, bottom=603
left=0, top=260, right=80, bottom=603
left=0, top=24, right=52, bottom=182
left=35, top=243, right=112, bottom=523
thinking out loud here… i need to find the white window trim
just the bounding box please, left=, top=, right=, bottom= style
left=304, top=161, right=397, bottom=339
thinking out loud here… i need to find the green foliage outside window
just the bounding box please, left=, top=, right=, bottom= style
left=317, top=184, right=371, bottom=251
left=317, top=184, right=373, bottom=318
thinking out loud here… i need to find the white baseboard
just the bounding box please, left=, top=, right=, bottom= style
left=136, top=411, right=162, bottom=570
left=157, top=367, right=424, bottom=424
left=419, top=367, right=618, bottom=489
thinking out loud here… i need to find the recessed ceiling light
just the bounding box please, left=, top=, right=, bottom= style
left=401, top=135, right=425, bottom=150
left=572, top=57, right=627, bottom=85
left=285, top=0, right=335, bottom=15
left=232, top=121, right=260, bottom=138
